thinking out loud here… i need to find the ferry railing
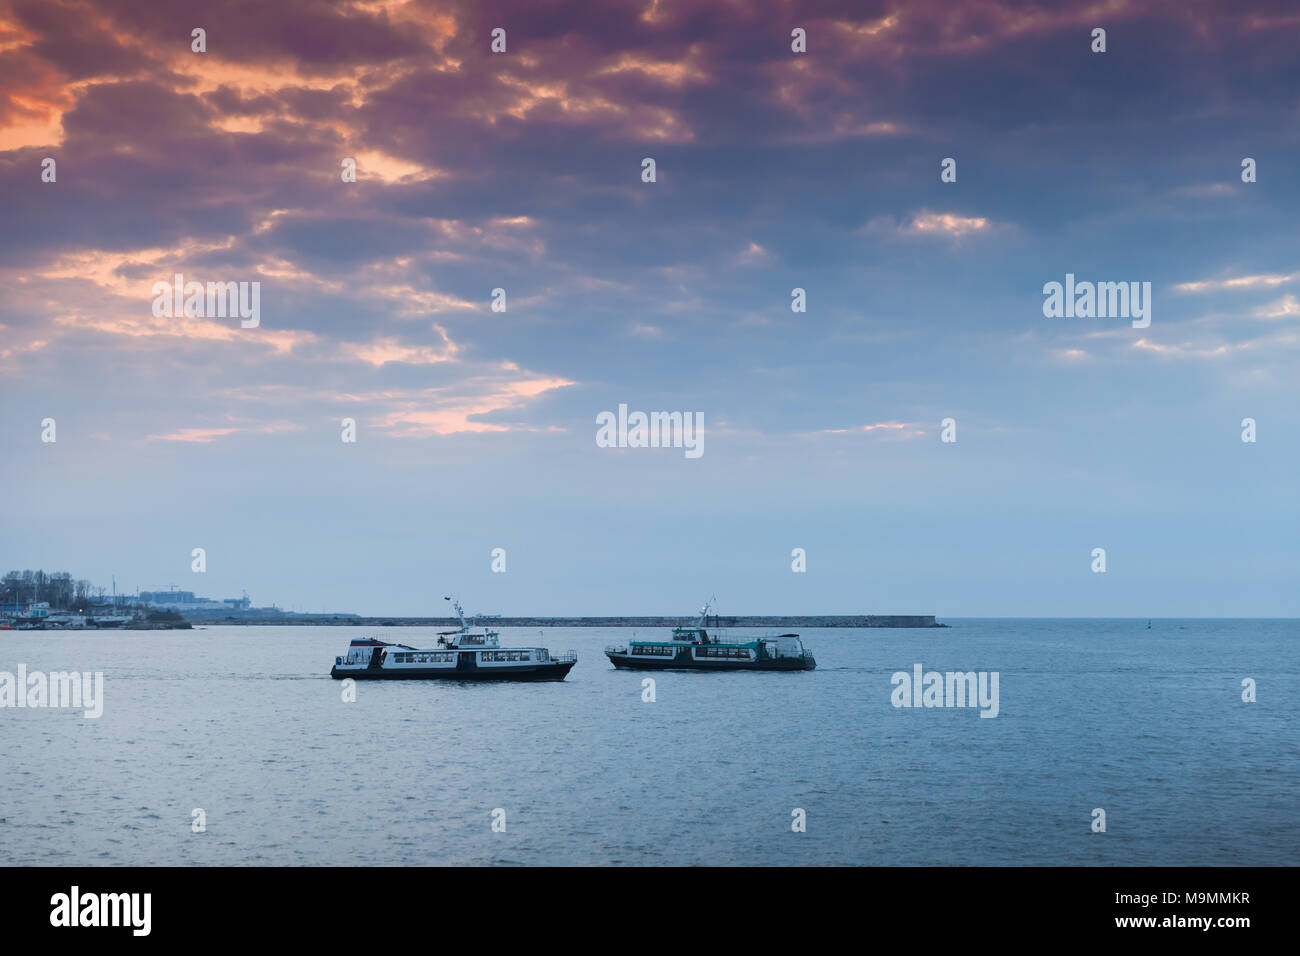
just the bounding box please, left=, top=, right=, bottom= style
left=558, top=650, right=578, bottom=662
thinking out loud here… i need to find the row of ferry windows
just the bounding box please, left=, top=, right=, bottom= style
left=395, top=652, right=454, bottom=664
left=696, top=647, right=752, bottom=659
left=628, top=645, right=751, bottom=658
left=393, top=651, right=535, bottom=663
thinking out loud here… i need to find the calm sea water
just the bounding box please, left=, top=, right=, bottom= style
left=1, top=619, right=1295, bottom=866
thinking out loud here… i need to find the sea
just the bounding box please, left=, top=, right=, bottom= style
left=1, top=619, right=1295, bottom=866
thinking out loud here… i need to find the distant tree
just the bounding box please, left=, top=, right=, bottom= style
left=1, top=569, right=131, bottom=611
left=51, top=573, right=73, bottom=609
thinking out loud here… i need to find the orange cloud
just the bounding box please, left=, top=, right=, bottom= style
left=147, top=427, right=240, bottom=443
left=906, top=211, right=991, bottom=237
left=368, top=376, right=577, bottom=436
left=341, top=326, right=460, bottom=366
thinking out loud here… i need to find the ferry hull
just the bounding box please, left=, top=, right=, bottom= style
left=331, top=660, right=575, bottom=681
left=606, top=653, right=814, bottom=672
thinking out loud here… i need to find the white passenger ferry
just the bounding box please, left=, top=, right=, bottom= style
left=330, top=599, right=577, bottom=681
left=605, top=602, right=816, bottom=672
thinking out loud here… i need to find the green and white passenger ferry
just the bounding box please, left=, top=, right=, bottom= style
left=330, top=599, right=577, bottom=681
left=604, top=602, right=816, bottom=672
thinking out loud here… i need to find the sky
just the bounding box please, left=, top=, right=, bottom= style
left=1, top=0, right=1297, bottom=617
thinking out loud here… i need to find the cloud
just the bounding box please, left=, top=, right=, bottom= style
left=905, top=211, right=991, bottom=238
left=808, top=421, right=926, bottom=439
left=146, top=427, right=241, bottom=443
left=3, top=0, right=1298, bottom=453
left=1253, top=295, right=1300, bottom=319
left=341, top=327, right=460, bottom=366
left=735, top=241, right=773, bottom=266
left=862, top=210, right=997, bottom=240
left=596, top=50, right=709, bottom=87
left=352, top=150, right=446, bottom=184
left=358, top=375, right=577, bottom=436
left=1175, top=272, right=1300, bottom=294
left=1052, top=347, right=1090, bottom=362
left=146, top=421, right=305, bottom=443
left=1130, top=337, right=1246, bottom=360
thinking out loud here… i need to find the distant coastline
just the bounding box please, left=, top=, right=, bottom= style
left=189, top=614, right=947, bottom=628
left=1, top=568, right=945, bottom=630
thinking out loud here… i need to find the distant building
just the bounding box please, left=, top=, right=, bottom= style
left=139, top=590, right=199, bottom=605
left=138, top=591, right=251, bottom=611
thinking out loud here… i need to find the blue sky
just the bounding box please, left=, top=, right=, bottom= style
left=1, top=0, right=1297, bottom=615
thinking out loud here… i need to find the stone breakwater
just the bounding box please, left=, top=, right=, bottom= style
left=190, top=615, right=946, bottom=628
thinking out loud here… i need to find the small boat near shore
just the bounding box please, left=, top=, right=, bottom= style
left=605, top=602, right=816, bottom=672
left=329, top=598, right=577, bottom=681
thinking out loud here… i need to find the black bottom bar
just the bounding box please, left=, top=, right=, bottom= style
left=3, top=866, right=1279, bottom=942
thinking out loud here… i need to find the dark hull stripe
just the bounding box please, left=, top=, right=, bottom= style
left=331, top=661, right=575, bottom=681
